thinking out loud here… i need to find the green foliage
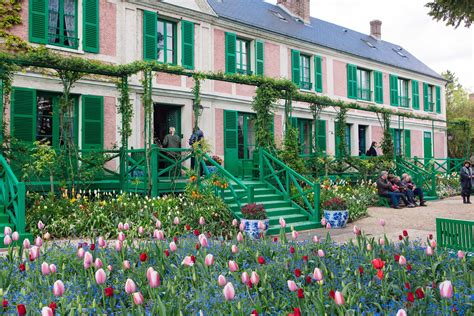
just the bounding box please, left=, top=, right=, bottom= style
left=22, top=141, right=58, bottom=193
left=425, top=0, right=473, bottom=28
left=192, top=75, right=202, bottom=129
left=252, top=83, right=279, bottom=149
left=279, top=126, right=306, bottom=174
left=436, top=172, right=460, bottom=198
left=380, top=113, right=394, bottom=159
left=0, top=0, right=30, bottom=51
left=335, top=108, right=348, bottom=158
left=116, top=75, right=133, bottom=147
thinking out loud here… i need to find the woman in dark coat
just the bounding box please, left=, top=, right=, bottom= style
left=460, top=160, right=473, bottom=204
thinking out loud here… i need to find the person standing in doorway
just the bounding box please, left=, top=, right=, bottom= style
left=163, top=126, right=181, bottom=156
left=460, top=160, right=473, bottom=204
left=189, top=127, right=204, bottom=171
left=366, top=142, right=378, bottom=157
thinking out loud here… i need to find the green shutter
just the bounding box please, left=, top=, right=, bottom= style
left=29, top=0, right=48, bottom=44
left=404, top=130, right=411, bottom=158
left=389, top=74, right=399, bottom=106
left=335, top=122, right=341, bottom=157
left=143, top=10, right=157, bottom=61
left=412, top=80, right=419, bottom=110
left=83, top=0, right=100, bottom=53
left=316, top=119, right=326, bottom=154
left=11, top=87, right=36, bottom=142
left=314, top=56, right=323, bottom=92
left=374, top=71, right=383, bottom=104
left=291, top=49, right=301, bottom=86
left=423, top=83, right=429, bottom=111
left=269, top=115, right=275, bottom=139
left=225, top=32, right=237, bottom=74
left=435, top=85, right=441, bottom=113
left=346, top=64, right=357, bottom=99
left=181, top=20, right=194, bottom=69
left=224, top=110, right=238, bottom=175
left=255, top=40, right=265, bottom=76
left=289, top=117, right=298, bottom=129
left=82, top=95, right=104, bottom=149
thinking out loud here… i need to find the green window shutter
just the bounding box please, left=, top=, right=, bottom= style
left=389, top=74, right=399, bottom=106
left=11, top=87, right=36, bottom=142
left=316, top=119, right=326, bottom=154
left=435, top=85, right=441, bottom=113
left=289, top=117, right=298, bottom=129
left=223, top=110, right=238, bottom=175
left=269, top=115, right=275, bottom=139
left=82, top=95, right=104, bottom=150
left=314, top=55, right=323, bottom=92
left=225, top=32, right=237, bottom=74
left=181, top=20, right=194, bottom=69
left=143, top=10, right=157, bottom=61
left=255, top=40, right=265, bottom=76
left=404, top=130, right=411, bottom=158
left=412, top=80, right=419, bottom=110
left=374, top=71, right=383, bottom=104
left=29, top=0, right=48, bottom=44
left=346, top=64, right=357, bottom=99
left=423, top=83, right=429, bottom=111
left=291, top=49, right=301, bottom=86
left=83, top=0, right=100, bottom=53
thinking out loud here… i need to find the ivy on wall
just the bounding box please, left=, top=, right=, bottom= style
left=192, top=74, right=204, bottom=129
left=0, top=0, right=30, bottom=51
left=116, top=75, right=133, bottom=149
left=379, top=112, right=394, bottom=159
left=252, top=83, right=279, bottom=149
left=335, top=107, right=348, bottom=158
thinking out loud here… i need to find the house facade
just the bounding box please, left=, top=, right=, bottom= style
left=3, top=0, right=447, bottom=176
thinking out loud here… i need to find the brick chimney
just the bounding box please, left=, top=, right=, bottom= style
left=370, top=20, right=382, bottom=40
left=277, top=0, right=311, bottom=24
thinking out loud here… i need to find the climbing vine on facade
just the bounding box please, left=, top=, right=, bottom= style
left=379, top=112, right=394, bottom=159
left=252, top=83, right=279, bottom=149
left=192, top=74, right=204, bottom=129
left=335, top=107, right=348, bottom=158
left=0, top=0, right=30, bottom=51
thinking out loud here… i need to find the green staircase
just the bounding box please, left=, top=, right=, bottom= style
left=395, top=157, right=438, bottom=201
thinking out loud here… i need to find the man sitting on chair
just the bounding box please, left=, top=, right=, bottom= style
left=377, top=171, right=406, bottom=209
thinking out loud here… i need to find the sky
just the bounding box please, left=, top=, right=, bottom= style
left=267, top=0, right=474, bottom=92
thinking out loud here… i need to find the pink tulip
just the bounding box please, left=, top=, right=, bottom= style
left=426, top=246, right=433, bottom=256
left=312, top=235, right=320, bottom=243
left=107, top=265, right=113, bottom=271
left=95, top=258, right=103, bottom=269
left=326, top=223, right=331, bottom=229
left=155, top=220, right=162, bottom=228
left=250, top=271, right=259, bottom=285
left=118, top=222, right=124, bottom=231
left=313, top=268, right=323, bottom=281
left=146, top=267, right=155, bottom=281
left=41, top=262, right=50, bottom=275
left=38, top=221, right=45, bottom=230
left=457, top=250, right=465, bottom=259
left=379, top=219, right=386, bottom=227
left=439, top=280, right=453, bottom=298
left=77, top=248, right=85, bottom=259
left=378, top=238, right=385, bottom=246
left=95, top=268, right=106, bottom=285
left=204, top=254, right=214, bottom=266
left=321, top=218, right=327, bottom=226
left=223, top=282, right=235, bottom=301
left=218, top=275, right=227, bottom=287
left=97, top=237, right=106, bottom=248
left=279, top=217, right=286, bottom=228
left=41, top=307, right=53, bottom=316
left=3, top=235, right=12, bottom=246
left=287, top=280, right=297, bottom=292
left=317, top=249, right=325, bottom=257
left=115, top=240, right=123, bottom=251
left=84, top=251, right=93, bottom=265
left=44, top=232, right=50, bottom=240
left=49, top=264, right=57, bottom=274
left=123, top=223, right=130, bottom=231
left=228, top=260, right=239, bottom=272
left=258, top=221, right=266, bottom=231
left=149, top=270, right=160, bottom=288
left=199, top=217, right=206, bottom=225
left=199, top=234, right=209, bottom=248
left=12, top=231, right=19, bottom=241
left=138, top=226, right=144, bottom=235
left=154, top=230, right=165, bottom=240
left=430, top=240, right=437, bottom=248
left=241, top=272, right=249, bottom=284
left=35, top=236, right=43, bottom=247
left=232, top=219, right=238, bottom=226
left=353, top=226, right=361, bottom=235
left=398, top=255, right=407, bottom=265
left=30, top=246, right=40, bottom=260
left=291, top=230, right=299, bottom=240
left=239, top=222, right=244, bottom=231
left=125, top=278, right=136, bottom=294
left=133, top=292, right=144, bottom=305
left=118, top=232, right=125, bottom=242
left=173, top=217, right=180, bottom=225
left=367, top=244, right=373, bottom=251
left=231, top=244, right=238, bottom=254
left=169, top=242, right=177, bottom=252
left=334, top=291, right=345, bottom=305
left=53, top=280, right=65, bottom=297
left=396, top=309, right=407, bottom=316
left=123, top=260, right=131, bottom=270
left=181, top=256, right=194, bottom=266
left=236, top=232, right=244, bottom=243
left=23, top=238, right=31, bottom=249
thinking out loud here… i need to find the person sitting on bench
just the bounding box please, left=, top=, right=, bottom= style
left=392, top=175, right=415, bottom=208
left=402, top=174, right=427, bottom=207
left=377, top=171, right=406, bottom=209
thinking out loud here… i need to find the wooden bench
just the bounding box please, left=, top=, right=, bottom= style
left=436, top=218, right=473, bottom=252
left=376, top=196, right=391, bottom=207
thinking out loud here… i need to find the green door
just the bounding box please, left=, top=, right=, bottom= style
left=296, top=118, right=312, bottom=155
left=423, top=131, right=433, bottom=163
left=224, top=110, right=239, bottom=175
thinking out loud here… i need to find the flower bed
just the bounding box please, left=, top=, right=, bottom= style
left=1, top=221, right=472, bottom=315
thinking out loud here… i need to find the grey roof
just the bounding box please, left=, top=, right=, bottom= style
left=207, top=0, right=443, bottom=80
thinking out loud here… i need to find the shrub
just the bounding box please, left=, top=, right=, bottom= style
left=241, top=203, right=267, bottom=220
left=322, top=197, right=347, bottom=211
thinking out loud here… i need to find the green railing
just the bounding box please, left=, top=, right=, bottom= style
left=0, top=154, right=26, bottom=234
left=412, top=157, right=465, bottom=175
left=436, top=218, right=473, bottom=252
left=260, top=149, right=320, bottom=221
left=396, top=156, right=436, bottom=197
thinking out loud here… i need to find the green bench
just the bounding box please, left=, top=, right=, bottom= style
left=436, top=218, right=473, bottom=252
left=376, top=196, right=391, bottom=207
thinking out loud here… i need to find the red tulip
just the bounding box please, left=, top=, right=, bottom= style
left=297, top=288, right=304, bottom=299
left=193, top=229, right=200, bottom=236
left=403, top=230, right=408, bottom=237
left=294, top=269, right=301, bottom=277
left=407, top=292, right=414, bottom=302
left=302, top=255, right=308, bottom=262
left=19, top=264, right=25, bottom=272
left=394, top=254, right=400, bottom=262
left=257, top=256, right=265, bottom=264
left=2, top=299, right=7, bottom=308
left=17, top=304, right=26, bottom=316
left=405, top=282, right=410, bottom=289
left=104, top=287, right=114, bottom=297
left=292, top=307, right=301, bottom=316
left=398, top=235, right=403, bottom=241
left=305, top=276, right=312, bottom=284
left=429, top=233, right=433, bottom=240
left=415, top=288, right=424, bottom=299
left=139, top=252, right=148, bottom=262
left=48, top=302, right=56, bottom=312
left=377, top=269, right=384, bottom=280
left=251, top=310, right=258, bottom=316
left=90, top=244, right=96, bottom=251
left=185, top=224, right=191, bottom=231
left=406, top=264, right=412, bottom=272
left=371, top=258, right=385, bottom=270
left=329, top=289, right=335, bottom=299
left=164, top=249, right=170, bottom=257
left=358, top=266, right=363, bottom=275
left=290, top=247, right=295, bottom=254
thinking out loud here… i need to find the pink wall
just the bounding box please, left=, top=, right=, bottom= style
left=265, top=42, right=280, bottom=78
left=215, top=108, right=224, bottom=155
left=99, top=0, right=116, bottom=56
left=10, top=0, right=28, bottom=41
left=418, top=81, right=424, bottom=109
left=157, top=73, right=181, bottom=87
left=214, top=81, right=232, bottom=94
left=214, top=29, right=225, bottom=72
left=434, top=132, right=446, bottom=158
left=411, top=130, right=423, bottom=157
left=371, top=126, right=383, bottom=155
left=236, top=84, right=256, bottom=97
left=287, top=48, right=292, bottom=79
left=322, top=56, right=328, bottom=94
left=186, top=77, right=194, bottom=89
left=274, top=114, right=283, bottom=147
left=382, top=72, right=390, bottom=105
left=104, top=96, right=117, bottom=149
left=333, top=60, right=347, bottom=97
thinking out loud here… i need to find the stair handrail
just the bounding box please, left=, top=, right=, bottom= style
left=0, top=154, right=26, bottom=234
left=260, top=149, right=320, bottom=221
left=396, top=156, right=437, bottom=197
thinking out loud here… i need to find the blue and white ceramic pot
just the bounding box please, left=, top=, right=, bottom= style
left=241, top=219, right=269, bottom=239
left=323, top=210, right=349, bottom=228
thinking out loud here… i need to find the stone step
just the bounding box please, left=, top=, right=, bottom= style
left=267, top=221, right=321, bottom=235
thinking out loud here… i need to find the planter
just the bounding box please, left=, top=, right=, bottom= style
left=323, top=210, right=349, bottom=228
left=241, top=218, right=269, bottom=239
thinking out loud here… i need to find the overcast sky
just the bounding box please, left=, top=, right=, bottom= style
left=267, top=0, right=473, bottom=92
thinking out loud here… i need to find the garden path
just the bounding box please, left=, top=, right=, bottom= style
left=298, top=196, right=474, bottom=244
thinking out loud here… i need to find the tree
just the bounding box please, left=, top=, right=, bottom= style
left=425, top=0, right=474, bottom=28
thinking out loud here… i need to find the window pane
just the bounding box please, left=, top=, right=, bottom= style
left=238, top=115, right=244, bottom=159
left=167, top=50, right=174, bottom=63
left=36, top=95, right=54, bottom=145
left=48, top=0, right=60, bottom=44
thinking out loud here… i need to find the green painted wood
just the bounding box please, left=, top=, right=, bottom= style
left=82, top=95, right=104, bottom=150
left=314, top=55, right=323, bottom=92
left=29, top=0, right=48, bottom=44
left=315, top=120, right=326, bottom=154
left=143, top=10, right=158, bottom=61
left=389, top=74, right=399, bottom=106
left=11, top=87, right=36, bottom=142
left=423, top=131, right=433, bottom=163
left=404, top=129, right=411, bottom=158
left=423, top=82, right=429, bottom=111
left=181, top=20, right=194, bottom=69
left=374, top=71, right=383, bottom=104
left=412, top=80, right=420, bottom=110
left=83, top=0, right=100, bottom=53
left=255, top=40, right=265, bottom=76
left=224, top=110, right=239, bottom=176
left=225, top=32, right=237, bottom=74
left=435, top=85, right=441, bottom=114
left=0, top=79, right=3, bottom=142
left=291, top=49, right=301, bottom=86
left=436, top=218, right=473, bottom=252
left=346, top=64, right=357, bottom=99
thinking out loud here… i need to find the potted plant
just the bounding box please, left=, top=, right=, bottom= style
left=240, top=203, right=269, bottom=239
left=322, top=197, right=349, bottom=228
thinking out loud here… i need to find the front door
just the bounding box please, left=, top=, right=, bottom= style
left=423, top=131, right=433, bottom=163
left=358, top=125, right=367, bottom=156
left=154, top=104, right=182, bottom=147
